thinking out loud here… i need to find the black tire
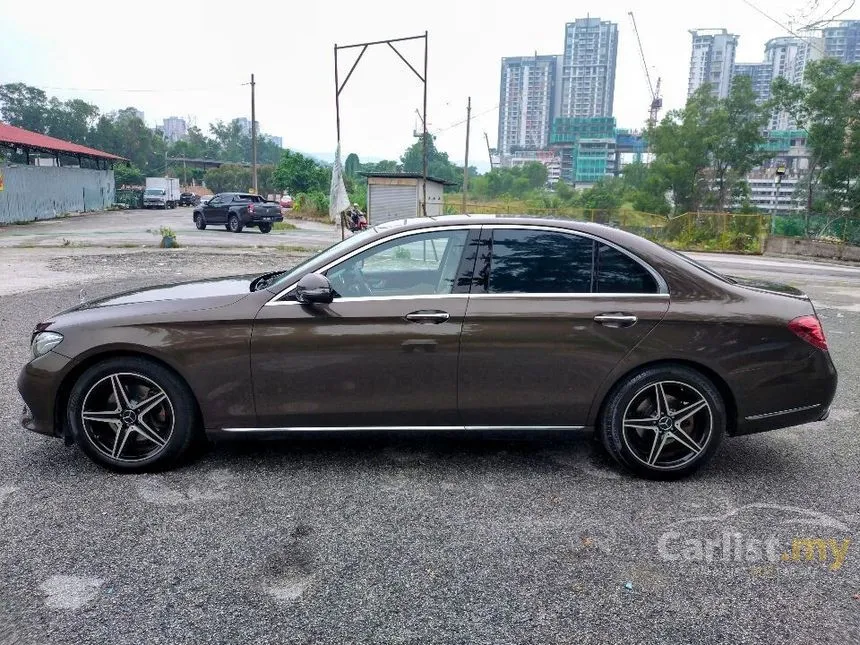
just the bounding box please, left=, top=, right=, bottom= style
left=228, top=214, right=243, bottom=233
left=258, top=223, right=272, bottom=234
left=194, top=213, right=207, bottom=230
left=67, top=357, right=200, bottom=472
left=600, top=365, right=726, bottom=480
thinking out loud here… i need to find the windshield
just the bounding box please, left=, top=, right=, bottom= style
left=144, top=189, right=165, bottom=196
left=266, top=228, right=377, bottom=291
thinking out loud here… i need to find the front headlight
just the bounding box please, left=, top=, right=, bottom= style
left=31, top=331, right=64, bottom=359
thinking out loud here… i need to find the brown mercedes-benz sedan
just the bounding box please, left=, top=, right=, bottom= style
left=17, top=216, right=837, bottom=478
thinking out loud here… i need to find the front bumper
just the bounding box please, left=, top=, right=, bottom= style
left=17, top=351, right=72, bottom=437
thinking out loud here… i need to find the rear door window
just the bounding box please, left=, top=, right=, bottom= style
left=487, top=229, right=594, bottom=294
left=595, top=243, right=658, bottom=293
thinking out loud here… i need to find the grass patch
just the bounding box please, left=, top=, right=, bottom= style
left=273, top=221, right=298, bottom=231
left=275, top=244, right=315, bottom=254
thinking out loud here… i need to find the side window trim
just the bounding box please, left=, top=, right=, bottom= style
left=478, top=224, right=668, bottom=296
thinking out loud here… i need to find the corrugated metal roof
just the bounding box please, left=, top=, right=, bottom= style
left=0, top=122, right=126, bottom=161
left=360, top=172, right=456, bottom=186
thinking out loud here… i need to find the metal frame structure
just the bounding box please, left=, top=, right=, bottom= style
left=334, top=32, right=429, bottom=217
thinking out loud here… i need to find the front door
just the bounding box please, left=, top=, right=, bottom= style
left=250, top=227, right=478, bottom=428
left=203, top=194, right=227, bottom=224
left=458, top=226, right=670, bottom=428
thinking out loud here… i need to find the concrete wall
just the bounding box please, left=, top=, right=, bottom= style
left=0, top=164, right=115, bottom=224
left=765, top=235, right=860, bottom=262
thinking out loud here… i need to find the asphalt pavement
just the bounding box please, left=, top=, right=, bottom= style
left=0, top=241, right=858, bottom=644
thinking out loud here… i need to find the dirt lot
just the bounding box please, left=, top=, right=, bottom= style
left=0, top=232, right=858, bottom=644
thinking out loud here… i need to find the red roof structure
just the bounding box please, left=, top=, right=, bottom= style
left=0, top=122, right=126, bottom=162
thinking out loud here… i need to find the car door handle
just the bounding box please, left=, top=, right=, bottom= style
left=405, top=310, right=450, bottom=324
left=593, top=313, right=638, bottom=328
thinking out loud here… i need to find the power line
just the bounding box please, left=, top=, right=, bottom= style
left=33, top=84, right=241, bottom=93
left=436, top=104, right=499, bottom=133
left=740, top=0, right=828, bottom=55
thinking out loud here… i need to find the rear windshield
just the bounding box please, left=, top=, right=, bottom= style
left=237, top=194, right=265, bottom=202
left=668, top=248, right=736, bottom=284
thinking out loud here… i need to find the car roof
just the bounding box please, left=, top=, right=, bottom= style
left=368, top=215, right=688, bottom=277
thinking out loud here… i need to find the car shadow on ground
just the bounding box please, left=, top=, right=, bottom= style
left=20, top=428, right=810, bottom=483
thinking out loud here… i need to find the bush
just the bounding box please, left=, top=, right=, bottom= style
left=295, top=191, right=329, bottom=215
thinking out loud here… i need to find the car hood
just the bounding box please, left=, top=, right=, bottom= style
left=67, top=275, right=256, bottom=312
left=728, top=275, right=806, bottom=297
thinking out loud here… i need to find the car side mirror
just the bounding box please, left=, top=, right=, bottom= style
left=295, top=273, right=334, bottom=305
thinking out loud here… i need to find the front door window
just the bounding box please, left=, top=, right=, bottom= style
left=326, top=230, right=469, bottom=298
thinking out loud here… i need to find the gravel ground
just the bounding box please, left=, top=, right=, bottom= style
left=1, top=250, right=858, bottom=645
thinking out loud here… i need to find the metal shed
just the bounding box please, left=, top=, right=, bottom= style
left=362, top=172, right=454, bottom=224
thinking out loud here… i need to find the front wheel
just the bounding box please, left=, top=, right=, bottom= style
left=228, top=214, right=243, bottom=233
left=194, top=213, right=206, bottom=230
left=67, top=357, right=200, bottom=472
left=600, top=365, right=726, bottom=479
left=258, top=223, right=272, bottom=234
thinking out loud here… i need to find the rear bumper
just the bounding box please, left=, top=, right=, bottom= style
left=244, top=214, right=283, bottom=225
left=733, top=351, right=837, bottom=436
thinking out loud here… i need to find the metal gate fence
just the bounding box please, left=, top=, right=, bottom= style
left=0, top=164, right=115, bottom=223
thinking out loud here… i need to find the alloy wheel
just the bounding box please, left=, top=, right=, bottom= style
left=621, top=380, right=713, bottom=471
left=80, top=372, right=175, bottom=463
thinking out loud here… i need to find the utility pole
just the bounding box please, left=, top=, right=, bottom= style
left=251, top=73, right=258, bottom=194
left=462, top=96, right=471, bottom=214
left=421, top=30, right=428, bottom=217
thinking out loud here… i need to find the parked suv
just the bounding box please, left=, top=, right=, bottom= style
left=179, top=192, right=200, bottom=206
left=192, top=193, right=283, bottom=233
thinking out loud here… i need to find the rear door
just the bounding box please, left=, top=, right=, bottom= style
left=457, top=225, right=670, bottom=428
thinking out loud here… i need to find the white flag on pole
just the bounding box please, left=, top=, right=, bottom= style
left=329, top=143, right=350, bottom=223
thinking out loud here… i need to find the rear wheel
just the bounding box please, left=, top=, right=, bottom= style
left=228, top=214, right=243, bottom=233
left=600, top=365, right=726, bottom=479
left=194, top=213, right=206, bottom=230
left=258, top=223, right=272, bottom=234
left=67, top=357, right=199, bottom=472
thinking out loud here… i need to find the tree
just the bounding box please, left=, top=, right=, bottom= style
left=648, top=81, right=766, bottom=213
left=344, top=153, right=361, bottom=177
left=773, top=58, right=860, bottom=226
left=0, top=83, right=49, bottom=132
left=401, top=134, right=461, bottom=189
left=708, top=75, right=768, bottom=211
left=45, top=97, right=99, bottom=144
left=273, top=149, right=329, bottom=193
left=114, top=163, right=145, bottom=187
left=579, top=178, right=623, bottom=211
left=204, top=164, right=252, bottom=193
left=90, top=108, right=167, bottom=175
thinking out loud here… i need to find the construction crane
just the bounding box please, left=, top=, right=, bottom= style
left=628, top=11, right=663, bottom=129
left=484, top=131, right=495, bottom=170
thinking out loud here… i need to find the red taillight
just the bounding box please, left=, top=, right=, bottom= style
left=789, top=315, right=828, bottom=350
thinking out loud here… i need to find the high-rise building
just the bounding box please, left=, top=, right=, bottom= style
left=559, top=18, right=618, bottom=119
left=824, top=20, right=860, bottom=63
left=263, top=134, right=283, bottom=148
left=497, top=55, right=561, bottom=156
left=162, top=116, right=187, bottom=143
left=732, top=62, right=774, bottom=103
left=732, top=37, right=823, bottom=129
left=687, top=29, right=738, bottom=99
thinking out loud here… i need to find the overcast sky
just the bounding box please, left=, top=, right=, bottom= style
left=3, top=0, right=857, bottom=167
